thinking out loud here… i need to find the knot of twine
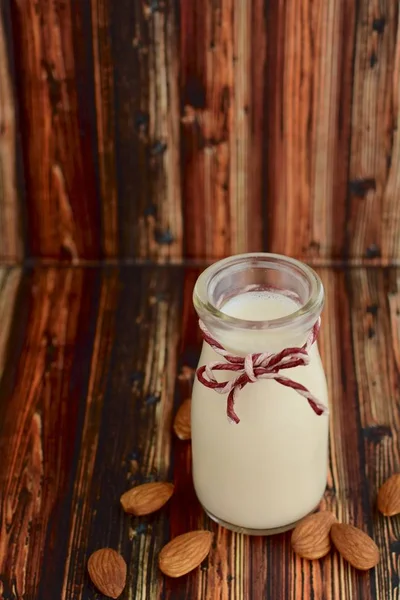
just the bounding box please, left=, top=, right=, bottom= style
left=196, top=318, right=328, bottom=424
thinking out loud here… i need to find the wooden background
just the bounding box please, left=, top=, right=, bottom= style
left=0, top=265, right=399, bottom=600
left=0, top=0, right=399, bottom=264
left=1, top=1, right=400, bottom=599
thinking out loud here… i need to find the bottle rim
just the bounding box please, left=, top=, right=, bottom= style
left=193, top=252, right=324, bottom=332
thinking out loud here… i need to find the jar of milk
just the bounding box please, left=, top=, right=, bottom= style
left=191, top=253, right=329, bottom=535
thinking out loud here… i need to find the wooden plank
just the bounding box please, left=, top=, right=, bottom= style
left=265, top=0, right=355, bottom=261
left=91, top=0, right=119, bottom=258
left=0, top=1, right=23, bottom=262
left=230, top=0, right=265, bottom=256
left=0, top=268, right=102, bottom=597
left=60, top=269, right=120, bottom=597
left=0, top=267, right=21, bottom=380
left=1, top=266, right=400, bottom=598
left=4, top=0, right=400, bottom=264
left=349, top=268, right=400, bottom=599
left=348, top=2, right=400, bottom=263
left=10, top=0, right=101, bottom=259
left=180, top=0, right=265, bottom=260
left=74, top=267, right=181, bottom=600
left=111, top=0, right=182, bottom=260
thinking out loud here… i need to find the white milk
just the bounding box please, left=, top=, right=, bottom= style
left=191, top=290, right=329, bottom=532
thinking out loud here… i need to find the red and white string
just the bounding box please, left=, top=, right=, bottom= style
left=196, top=318, right=328, bottom=424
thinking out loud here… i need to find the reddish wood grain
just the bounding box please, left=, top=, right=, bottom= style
left=0, top=268, right=21, bottom=388
left=60, top=269, right=120, bottom=596
left=91, top=0, right=119, bottom=258
left=111, top=0, right=183, bottom=260
left=1, top=266, right=398, bottom=598
left=348, top=1, right=400, bottom=263
left=179, top=0, right=231, bottom=259
left=265, top=0, right=355, bottom=261
left=348, top=269, right=400, bottom=600
left=180, top=0, right=264, bottom=260
left=1, top=0, right=400, bottom=262
left=0, top=1, right=23, bottom=262
left=0, top=268, right=101, bottom=597
left=10, top=0, right=100, bottom=260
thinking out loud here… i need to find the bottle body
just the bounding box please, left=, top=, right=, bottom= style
left=192, top=253, right=329, bottom=535
left=192, top=341, right=329, bottom=533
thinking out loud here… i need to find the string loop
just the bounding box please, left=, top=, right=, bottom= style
left=196, top=319, right=328, bottom=423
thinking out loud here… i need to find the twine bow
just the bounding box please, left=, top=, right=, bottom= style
left=196, top=319, right=328, bottom=423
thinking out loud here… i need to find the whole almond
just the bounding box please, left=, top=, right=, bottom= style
left=377, top=474, right=400, bottom=516
left=330, top=523, right=379, bottom=570
left=88, top=548, right=126, bottom=598
left=159, top=530, right=213, bottom=577
left=291, top=511, right=337, bottom=559
left=173, top=398, right=191, bottom=440
left=120, top=482, right=174, bottom=516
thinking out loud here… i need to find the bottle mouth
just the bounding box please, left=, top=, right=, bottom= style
left=193, top=253, right=324, bottom=332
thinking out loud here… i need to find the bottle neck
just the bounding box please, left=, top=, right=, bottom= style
left=194, top=253, right=324, bottom=357
left=200, top=318, right=314, bottom=357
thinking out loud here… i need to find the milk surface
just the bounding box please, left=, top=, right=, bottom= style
left=222, top=289, right=298, bottom=320
left=192, top=290, right=329, bottom=531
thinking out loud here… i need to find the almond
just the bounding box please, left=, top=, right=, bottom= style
left=377, top=474, right=400, bottom=516
left=291, top=511, right=337, bottom=559
left=159, top=530, right=213, bottom=577
left=120, top=482, right=174, bottom=516
left=330, top=523, right=379, bottom=570
left=173, top=398, right=191, bottom=440
left=88, top=548, right=126, bottom=598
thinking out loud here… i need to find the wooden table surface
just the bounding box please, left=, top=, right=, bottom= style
left=0, top=264, right=399, bottom=600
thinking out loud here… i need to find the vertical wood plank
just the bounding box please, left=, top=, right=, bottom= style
left=74, top=268, right=181, bottom=599
left=349, top=269, right=400, bottom=599
left=0, top=267, right=21, bottom=380
left=0, top=268, right=101, bottom=598
left=10, top=0, right=101, bottom=260
left=60, top=269, right=120, bottom=598
left=180, top=0, right=264, bottom=260
left=229, top=0, right=265, bottom=256
left=348, top=2, right=400, bottom=263
left=91, top=0, right=119, bottom=258
left=149, top=2, right=183, bottom=262
left=266, top=0, right=355, bottom=260
left=381, top=19, right=400, bottom=262
left=0, top=1, right=23, bottom=262
left=112, top=0, right=182, bottom=260
left=250, top=0, right=268, bottom=255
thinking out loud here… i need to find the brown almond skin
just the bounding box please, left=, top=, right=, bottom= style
left=291, top=511, right=337, bottom=559
left=173, top=398, right=191, bottom=440
left=330, top=524, right=379, bottom=570
left=377, top=474, right=400, bottom=516
left=120, top=482, right=174, bottom=516
left=88, top=548, right=126, bottom=599
left=159, top=530, right=213, bottom=577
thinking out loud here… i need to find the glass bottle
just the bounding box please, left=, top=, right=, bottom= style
left=192, top=253, right=329, bottom=535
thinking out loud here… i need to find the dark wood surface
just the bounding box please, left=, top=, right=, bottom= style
left=0, top=264, right=399, bottom=599
left=0, top=0, right=24, bottom=262
left=1, top=1, right=399, bottom=596
left=1, top=0, right=400, bottom=262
